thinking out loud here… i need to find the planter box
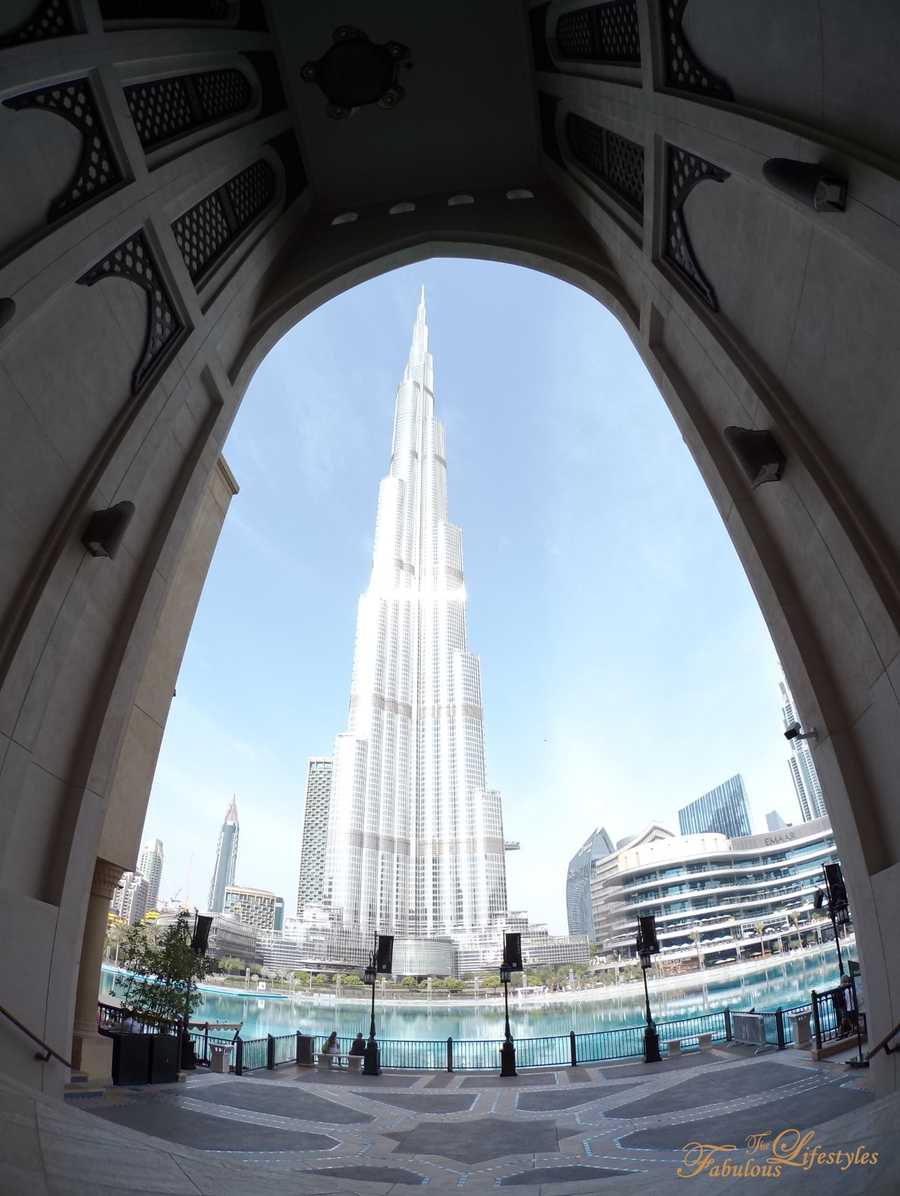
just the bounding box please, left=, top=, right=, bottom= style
left=149, top=1035, right=180, bottom=1083
left=111, top=1034, right=151, bottom=1085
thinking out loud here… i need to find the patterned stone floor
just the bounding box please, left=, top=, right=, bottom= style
left=1, top=1045, right=898, bottom=1194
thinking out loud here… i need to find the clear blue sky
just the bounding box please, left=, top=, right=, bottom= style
left=143, top=258, right=798, bottom=931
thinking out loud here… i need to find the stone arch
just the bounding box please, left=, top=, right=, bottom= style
left=1, top=0, right=899, bottom=1106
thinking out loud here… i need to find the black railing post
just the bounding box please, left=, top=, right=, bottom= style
left=811, top=991, right=822, bottom=1051
left=447, top=1036, right=453, bottom=1072
left=724, top=1008, right=732, bottom=1042
left=775, top=1008, right=785, bottom=1050
left=235, top=1037, right=243, bottom=1076
left=266, top=1034, right=275, bottom=1070
left=296, top=1030, right=302, bottom=1065
left=570, top=1030, right=577, bottom=1066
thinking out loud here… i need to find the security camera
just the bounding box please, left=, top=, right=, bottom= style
left=784, top=720, right=817, bottom=742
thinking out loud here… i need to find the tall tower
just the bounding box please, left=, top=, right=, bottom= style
left=779, top=680, right=827, bottom=821
left=207, top=797, right=239, bottom=913
left=322, top=289, right=508, bottom=943
left=137, top=838, right=164, bottom=910
left=296, top=757, right=333, bottom=917
left=678, top=774, right=752, bottom=839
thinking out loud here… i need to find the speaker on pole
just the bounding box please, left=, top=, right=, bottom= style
left=191, top=915, right=213, bottom=955
left=638, top=915, right=659, bottom=954
left=823, top=863, right=848, bottom=910
left=375, top=934, right=394, bottom=974
left=503, top=932, right=523, bottom=972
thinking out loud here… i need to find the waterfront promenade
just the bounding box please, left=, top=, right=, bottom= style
left=2, top=1042, right=895, bottom=1194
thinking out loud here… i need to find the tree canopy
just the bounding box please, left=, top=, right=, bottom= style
left=114, top=910, right=210, bottom=1026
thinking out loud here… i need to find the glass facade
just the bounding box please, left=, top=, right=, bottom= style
left=322, top=291, right=508, bottom=946
left=678, top=774, right=751, bottom=839
left=207, top=797, right=239, bottom=913
left=780, top=679, right=827, bottom=821
left=566, top=827, right=614, bottom=936
left=596, top=817, right=840, bottom=962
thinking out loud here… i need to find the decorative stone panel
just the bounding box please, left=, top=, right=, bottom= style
left=171, top=158, right=275, bottom=284
left=77, top=230, right=186, bottom=392
left=661, top=0, right=733, bottom=100
left=664, top=144, right=730, bottom=310
left=556, top=1, right=640, bottom=65
left=0, top=0, right=74, bottom=49
left=124, top=68, right=252, bottom=152
left=566, top=113, right=644, bottom=221
left=3, top=78, right=123, bottom=223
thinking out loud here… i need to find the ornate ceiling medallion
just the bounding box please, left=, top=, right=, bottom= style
left=301, top=25, right=411, bottom=119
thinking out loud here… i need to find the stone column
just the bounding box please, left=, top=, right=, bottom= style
left=71, top=859, right=124, bottom=1080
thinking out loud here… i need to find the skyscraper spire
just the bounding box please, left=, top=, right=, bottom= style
left=208, top=797, right=240, bottom=912
left=322, top=292, right=508, bottom=946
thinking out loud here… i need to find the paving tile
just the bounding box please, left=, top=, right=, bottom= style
left=597, top=1051, right=726, bottom=1079
left=605, top=1059, right=803, bottom=1118
left=182, top=1080, right=373, bottom=1124
left=351, top=1091, right=475, bottom=1113
left=309, top=1164, right=428, bottom=1185
left=0, top=1157, right=49, bottom=1196
left=459, top=1073, right=554, bottom=1088
left=499, top=1164, right=630, bottom=1185
left=41, top=1130, right=199, bottom=1192
left=384, top=1115, right=561, bottom=1163
left=517, top=1083, right=642, bottom=1111
left=619, top=1080, right=874, bottom=1151
left=88, top=1100, right=338, bottom=1153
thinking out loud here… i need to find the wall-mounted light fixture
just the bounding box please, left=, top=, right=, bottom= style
left=82, top=501, right=135, bottom=558
left=763, top=158, right=847, bottom=212
left=724, top=427, right=786, bottom=488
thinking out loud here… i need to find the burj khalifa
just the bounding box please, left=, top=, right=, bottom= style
left=322, top=290, right=508, bottom=949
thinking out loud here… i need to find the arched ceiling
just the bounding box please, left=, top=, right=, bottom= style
left=269, top=0, right=541, bottom=210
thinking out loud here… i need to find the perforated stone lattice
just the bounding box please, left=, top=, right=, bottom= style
left=124, top=77, right=194, bottom=150
left=193, top=68, right=251, bottom=120
left=124, top=68, right=251, bottom=152
left=3, top=77, right=122, bottom=222
left=555, top=1, right=640, bottom=65
left=664, top=144, right=730, bottom=310
left=225, top=159, right=274, bottom=229
left=77, top=230, right=185, bottom=392
left=172, top=158, right=275, bottom=284
left=171, top=193, right=231, bottom=282
left=662, top=0, right=733, bottom=99
left=566, top=113, right=644, bottom=221
left=0, top=0, right=74, bottom=49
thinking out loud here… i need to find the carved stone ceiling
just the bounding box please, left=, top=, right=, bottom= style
left=269, top=0, right=541, bottom=210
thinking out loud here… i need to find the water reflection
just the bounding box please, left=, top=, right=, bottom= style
left=100, top=947, right=844, bottom=1042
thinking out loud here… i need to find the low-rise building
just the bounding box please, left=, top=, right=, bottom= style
left=590, top=817, right=840, bottom=966
left=223, top=885, right=278, bottom=932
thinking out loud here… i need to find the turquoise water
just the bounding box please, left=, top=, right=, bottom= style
left=100, top=946, right=842, bottom=1042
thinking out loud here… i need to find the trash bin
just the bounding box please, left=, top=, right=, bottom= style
left=296, top=1033, right=315, bottom=1067
left=789, top=1011, right=811, bottom=1048
left=210, top=1043, right=233, bottom=1074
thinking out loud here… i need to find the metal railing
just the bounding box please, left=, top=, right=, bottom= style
left=98, top=991, right=879, bottom=1079
left=1, top=1002, right=72, bottom=1069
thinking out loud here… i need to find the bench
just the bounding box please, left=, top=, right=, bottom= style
left=314, top=1052, right=363, bottom=1073
left=666, top=1039, right=682, bottom=1056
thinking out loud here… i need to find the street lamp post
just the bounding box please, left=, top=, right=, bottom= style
left=499, top=963, right=517, bottom=1077
left=363, top=934, right=380, bottom=1075
left=636, top=918, right=661, bottom=1064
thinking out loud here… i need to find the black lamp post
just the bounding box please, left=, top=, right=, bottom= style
left=636, top=918, right=661, bottom=1064
left=363, top=934, right=380, bottom=1076
left=499, top=963, right=517, bottom=1077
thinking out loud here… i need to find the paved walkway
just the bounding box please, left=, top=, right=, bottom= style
left=1, top=1045, right=897, bottom=1194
